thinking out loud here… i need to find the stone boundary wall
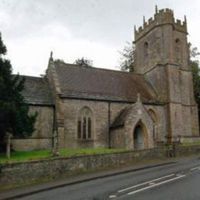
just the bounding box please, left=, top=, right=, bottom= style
left=175, top=145, right=200, bottom=156
left=12, top=138, right=52, bottom=151
left=0, top=146, right=200, bottom=190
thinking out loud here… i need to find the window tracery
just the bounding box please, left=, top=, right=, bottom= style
left=77, top=107, right=93, bottom=140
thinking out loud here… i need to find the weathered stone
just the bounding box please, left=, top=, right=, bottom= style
left=1, top=146, right=200, bottom=190
left=12, top=106, right=54, bottom=151
left=12, top=7, right=199, bottom=151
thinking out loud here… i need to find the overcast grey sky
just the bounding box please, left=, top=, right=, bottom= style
left=1, top=0, right=200, bottom=76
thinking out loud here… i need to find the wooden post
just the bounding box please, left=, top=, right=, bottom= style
left=6, top=132, right=12, bottom=159
left=52, top=130, right=59, bottom=157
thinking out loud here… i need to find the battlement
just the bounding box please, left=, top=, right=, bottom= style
left=135, top=7, right=187, bottom=41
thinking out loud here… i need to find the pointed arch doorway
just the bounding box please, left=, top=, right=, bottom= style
left=133, top=122, right=148, bottom=150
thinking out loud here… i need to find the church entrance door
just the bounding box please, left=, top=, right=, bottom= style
left=133, top=125, right=144, bottom=150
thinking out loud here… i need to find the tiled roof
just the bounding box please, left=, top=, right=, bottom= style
left=20, top=75, right=53, bottom=105
left=110, top=107, right=131, bottom=129
left=54, top=61, right=157, bottom=103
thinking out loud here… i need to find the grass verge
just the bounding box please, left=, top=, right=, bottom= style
left=0, top=148, right=126, bottom=163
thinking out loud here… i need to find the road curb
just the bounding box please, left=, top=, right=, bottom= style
left=0, top=161, right=176, bottom=200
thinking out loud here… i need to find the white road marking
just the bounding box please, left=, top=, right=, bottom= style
left=190, top=166, right=200, bottom=171
left=127, top=174, right=186, bottom=195
left=118, top=174, right=175, bottom=193
left=109, top=195, right=117, bottom=198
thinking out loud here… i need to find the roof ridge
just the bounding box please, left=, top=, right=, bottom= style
left=63, top=88, right=127, bottom=97
left=16, top=74, right=43, bottom=79
left=54, top=60, right=142, bottom=76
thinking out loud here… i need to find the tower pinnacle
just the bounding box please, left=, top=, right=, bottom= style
left=155, top=5, right=158, bottom=13
left=49, top=51, right=53, bottom=62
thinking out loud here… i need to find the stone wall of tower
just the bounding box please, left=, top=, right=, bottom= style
left=134, top=8, right=199, bottom=140
left=135, top=25, right=172, bottom=75
left=134, top=8, right=187, bottom=75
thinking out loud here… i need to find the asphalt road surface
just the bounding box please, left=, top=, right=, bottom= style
left=18, top=157, right=200, bottom=200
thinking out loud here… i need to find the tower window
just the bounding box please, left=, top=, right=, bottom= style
left=175, top=38, right=180, bottom=44
left=144, top=42, right=149, bottom=58
left=144, top=42, right=149, bottom=55
left=175, top=38, right=182, bottom=63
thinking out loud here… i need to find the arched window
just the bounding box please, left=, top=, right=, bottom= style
left=144, top=42, right=149, bottom=57
left=77, top=107, right=93, bottom=140
left=175, top=38, right=182, bottom=63
left=148, top=109, right=157, bottom=124
left=148, top=109, right=158, bottom=141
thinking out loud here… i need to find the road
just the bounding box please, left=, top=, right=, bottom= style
left=18, top=157, right=200, bottom=200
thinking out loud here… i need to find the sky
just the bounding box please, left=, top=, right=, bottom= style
left=1, top=0, right=200, bottom=77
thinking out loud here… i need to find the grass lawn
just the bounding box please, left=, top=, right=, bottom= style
left=181, top=141, right=200, bottom=146
left=0, top=148, right=126, bottom=163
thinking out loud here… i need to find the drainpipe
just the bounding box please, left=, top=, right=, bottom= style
left=52, top=106, right=56, bottom=149
left=108, top=102, right=111, bottom=148
left=52, top=105, right=58, bottom=152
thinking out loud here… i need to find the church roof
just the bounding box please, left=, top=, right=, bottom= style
left=21, top=76, right=53, bottom=105
left=53, top=61, right=158, bottom=103
left=110, top=107, right=131, bottom=129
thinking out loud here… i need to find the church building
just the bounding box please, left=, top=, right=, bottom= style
left=12, top=8, right=200, bottom=151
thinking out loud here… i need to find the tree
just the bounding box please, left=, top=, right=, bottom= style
left=190, top=46, right=200, bottom=58
left=119, top=41, right=135, bottom=72
left=191, top=60, right=200, bottom=104
left=190, top=46, right=200, bottom=120
left=0, top=33, right=37, bottom=153
left=74, top=57, right=93, bottom=68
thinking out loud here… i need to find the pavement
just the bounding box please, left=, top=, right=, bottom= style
left=0, top=158, right=178, bottom=200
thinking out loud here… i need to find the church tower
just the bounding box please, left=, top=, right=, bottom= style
left=134, top=7, right=199, bottom=142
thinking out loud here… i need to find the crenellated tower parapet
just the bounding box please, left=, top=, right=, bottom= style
left=135, top=7, right=187, bottom=41
left=133, top=6, right=199, bottom=142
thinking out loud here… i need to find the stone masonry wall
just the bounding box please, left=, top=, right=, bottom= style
left=144, top=104, right=168, bottom=143
left=0, top=148, right=166, bottom=190
left=62, top=99, right=168, bottom=149
left=110, top=128, right=125, bottom=148
left=1, top=145, right=200, bottom=190
left=63, top=99, right=109, bottom=148
left=110, top=102, right=131, bottom=124
left=11, top=100, right=169, bottom=151
left=12, top=105, right=54, bottom=151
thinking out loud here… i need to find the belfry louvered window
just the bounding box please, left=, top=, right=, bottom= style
left=144, top=42, right=149, bottom=57
left=77, top=107, right=93, bottom=140
left=175, top=38, right=182, bottom=64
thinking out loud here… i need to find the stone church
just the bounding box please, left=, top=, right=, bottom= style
left=12, top=8, right=200, bottom=151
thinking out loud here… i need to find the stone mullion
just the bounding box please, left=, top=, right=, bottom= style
left=81, top=116, right=84, bottom=139
left=86, top=116, right=88, bottom=139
